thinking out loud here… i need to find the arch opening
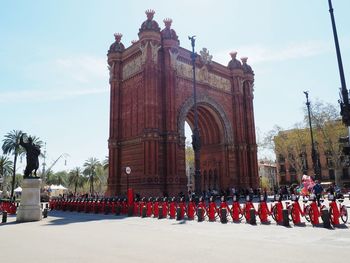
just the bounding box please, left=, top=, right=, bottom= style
left=183, top=103, right=226, bottom=194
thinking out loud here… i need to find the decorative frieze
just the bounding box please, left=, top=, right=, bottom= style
left=175, top=60, right=231, bottom=91
left=122, top=56, right=142, bottom=80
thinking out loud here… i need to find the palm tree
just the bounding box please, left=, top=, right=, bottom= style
left=83, top=157, right=101, bottom=195
left=68, top=167, right=84, bottom=195
left=102, top=156, right=109, bottom=170
left=54, top=171, right=68, bottom=186
left=94, top=164, right=107, bottom=194
left=0, top=155, right=13, bottom=192
left=0, top=155, right=13, bottom=177
left=2, top=130, right=23, bottom=199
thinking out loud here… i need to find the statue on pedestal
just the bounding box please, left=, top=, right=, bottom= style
left=20, top=134, right=41, bottom=178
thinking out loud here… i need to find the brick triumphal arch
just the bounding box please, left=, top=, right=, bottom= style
left=107, top=10, right=258, bottom=196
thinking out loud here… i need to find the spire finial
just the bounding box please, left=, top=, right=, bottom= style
left=163, top=18, right=173, bottom=28
left=229, top=51, right=237, bottom=59
left=145, top=9, right=155, bottom=20
left=241, top=57, right=248, bottom=63
left=114, top=33, right=123, bottom=43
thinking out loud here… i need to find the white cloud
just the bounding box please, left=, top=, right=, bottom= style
left=0, top=86, right=108, bottom=103
left=214, top=40, right=331, bottom=65
left=55, top=55, right=107, bottom=83
left=0, top=54, right=109, bottom=103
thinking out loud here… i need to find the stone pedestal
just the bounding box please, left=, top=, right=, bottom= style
left=16, top=178, right=42, bottom=222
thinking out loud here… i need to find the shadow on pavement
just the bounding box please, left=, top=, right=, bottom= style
left=42, top=211, right=128, bottom=226
left=334, top=224, right=349, bottom=229
left=172, top=220, right=187, bottom=225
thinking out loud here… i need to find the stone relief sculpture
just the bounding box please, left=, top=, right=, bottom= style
left=108, top=61, right=115, bottom=82
left=150, top=41, right=161, bottom=63
left=199, top=66, right=209, bottom=83
left=122, top=57, right=142, bottom=80
left=199, top=48, right=212, bottom=65
left=169, top=49, right=179, bottom=69
left=139, top=41, right=149, bottom=64
left=175, top=60, right=230, bottom=91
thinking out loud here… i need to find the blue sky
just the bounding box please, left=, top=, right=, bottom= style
left=1, top=0, right=349, bottom=172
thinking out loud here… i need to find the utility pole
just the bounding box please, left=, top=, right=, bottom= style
left=304, top=91, right=320, bottom=180
left=188, top=35, right=201, bottom=195
left=328, top=0, right=349, bottom=185
left=41, top=142, right=47, bottom=183
left=328, top=0, right=349, bottom=127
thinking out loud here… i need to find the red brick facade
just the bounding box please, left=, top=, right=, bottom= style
left=107, top=11, right=258, bottom=196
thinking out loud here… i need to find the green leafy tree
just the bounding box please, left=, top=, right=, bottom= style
left=0, top=155, right=13, bottom=192
left=83, top=157, right=101, bottom=195
left=263, top=100, right=347, bottom=185
left=15, top=174, right=23, bottom=188
left=185, top=142, right=194, bottom=170
left=185, top=142, right=194, bottom=186
left=68, top=167, right=84, bottom=195
left=2, top=130, right=24, bottom=199
left=46, top=171, right=68, bottom=186
left=94, top=164, right=107, bottom=194
left=260, top=176, right=270, bottom=190
left=0, top=155, right=13, bottom=178
left=308, top=101, right=347, bottom=185
left=102, top=156, right=109, bottom=170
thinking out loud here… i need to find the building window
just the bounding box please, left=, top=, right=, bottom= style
left=280, top=175, right=286, bottom=184
left=326, top=156, right=334, bottom=168
left=279, top=165, right=286, bottom=173
left=290, top=172, right=297, bottom=183
left=288, top=153, right=295, bottom=161
left=329, top=169, right=335, bottom=180
left=278, top=154, right=285, bottom=163
left=342, top=168, right=349, bottom=179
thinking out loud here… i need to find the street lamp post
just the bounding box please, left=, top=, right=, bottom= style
left=304, top=91, right=320, bottom=180
left=327, top=0, right=350, bottom=127
left=188, top=36, right=201, bottom=195
left=125, top=166, right=131, bottom=191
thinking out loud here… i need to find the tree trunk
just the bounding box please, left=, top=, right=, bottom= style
left=91, top=173, right=94, bottom=195
left=335, top=169, right=342, bottom=186
left=10, top=153, right=17, bottom=200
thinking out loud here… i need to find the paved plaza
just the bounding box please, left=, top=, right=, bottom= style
left=1, top=200, right=350, bottom=263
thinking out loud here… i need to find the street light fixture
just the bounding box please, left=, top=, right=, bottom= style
left=303, top=91, right=320, bottom=180
left=188, top=35, right=201, bottom=195
left=327, top=0, right=349, bottom=127
left=125, top=166, right=131, bottom=191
